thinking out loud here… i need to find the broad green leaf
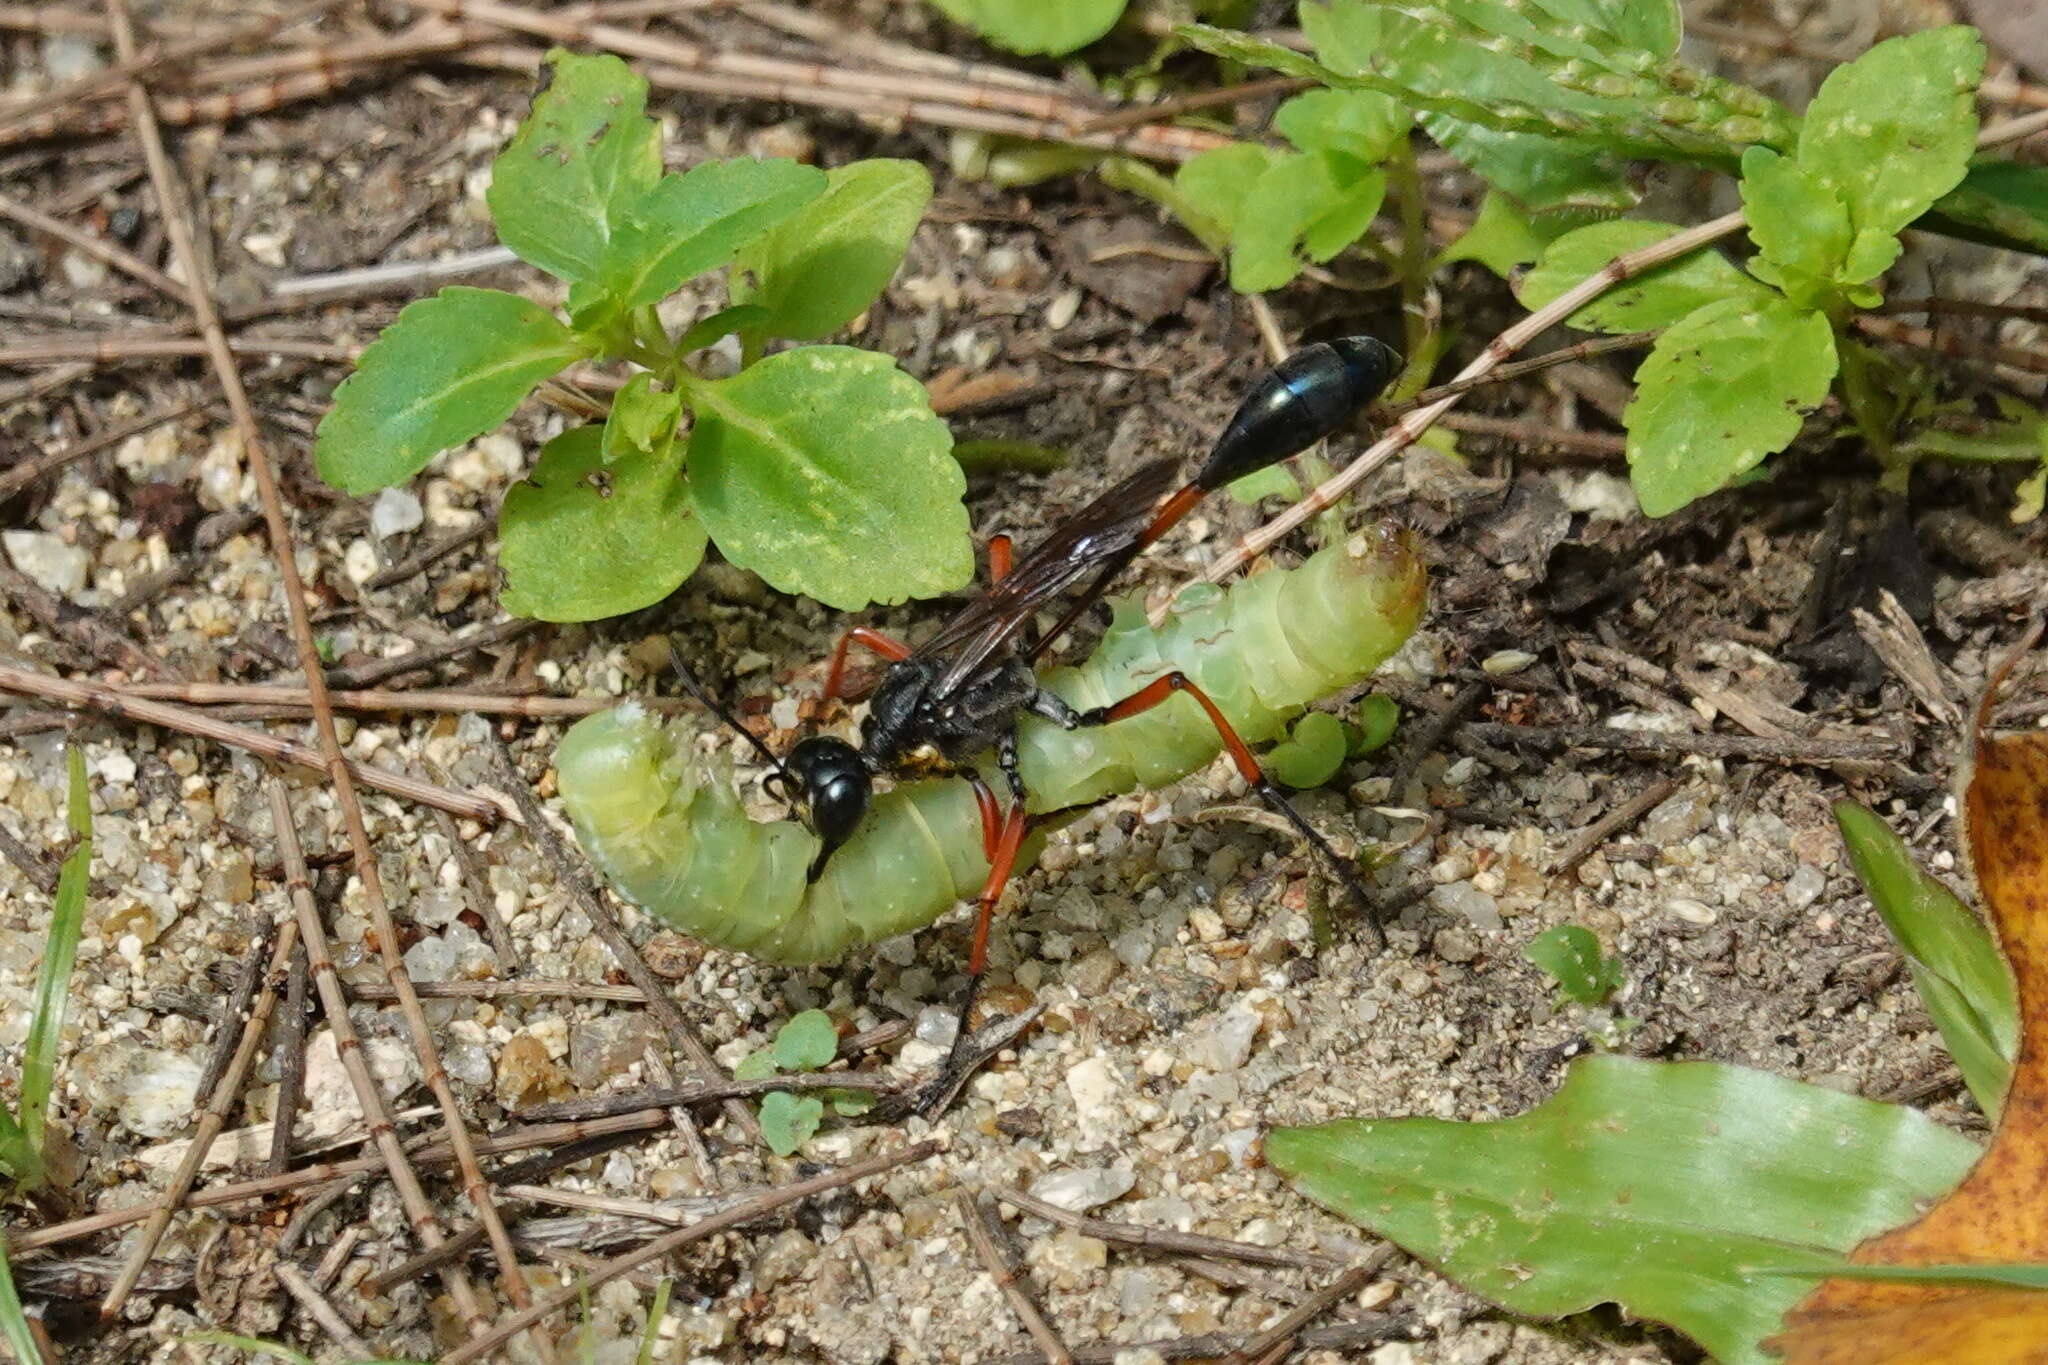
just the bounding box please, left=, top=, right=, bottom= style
left=1229, top=151, right=1384, bottom=292
left=596, top=158, right=827, bottom=311
left=1520, top=219, right=1771, bottom=332
left=1350, top=693, right=1400, bottom=754
left=1267, top=710, right=1348, bottom=788
left=1739, top=146, right=1851, bottom=291
left=486, top=50, right=662, bottom=284
left=1424, top=114, right=1638, bottom=214
left=926, top=0, right=1126, bottom=55
left=498, top=426, right=707, bottom=623
left=1273, top=89, right=1409, bottom=167
left=601, top=372, right=681, bottom=464
left=1523, top=924, right=1622, bottom=1005
left=1100, top=157, right=1226, bottom=255
left=1270, top=1056, right=1981, bottom=1365
left=732, top=1049, right=779, bottom=1081
left=1834, top=800, right=2017, bottom=1116
left=687, top=346, right=972, bottom=609
left=22, top=746, right=89, bottom=1160
left=1798, top=27, right=1984, bottom=243
left=677, top=304, right=770, bottom=354
left=1435, top=190, right=1596, bottom=276
left=1173, top=143, right=1283, bottom=241
left=1623, top=295, right=1836, bottom=516
left=827, top=1088, right=877, bottom=1117
left=772, top=1009, right=839, bottom=1071
left=1526, top=0, right=1681, bottom=58
left=758, top=1091, right=825, bottom=1156
left=314, top=287, right=591, bottom=493
left=731, top=159, right=933, bottom=342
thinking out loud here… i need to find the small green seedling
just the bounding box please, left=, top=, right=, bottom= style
left=315, top=50, right=972, bottom=621
left=1265, top=695, right=1401, bottom=789
left=736, top=1009, right=872, bottom=1156
left=1523, top=924, right=1624, bottom=1007
left=0, top=747, right=90, bottom=1194
left=925, top=0, right=1127, bottom=56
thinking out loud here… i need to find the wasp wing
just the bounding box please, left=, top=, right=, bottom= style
left=916, top=457, right=1182, bottom=696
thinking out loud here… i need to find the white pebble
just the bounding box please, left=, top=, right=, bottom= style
left=1028, top=1165, right=1135, bottom=1212
left=4, top=531, right=89, bottom=596
left=370, top=487, right=424, bottom=539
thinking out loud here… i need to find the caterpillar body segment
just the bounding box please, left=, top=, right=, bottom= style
left=556, top=523, right=1426, bottom=965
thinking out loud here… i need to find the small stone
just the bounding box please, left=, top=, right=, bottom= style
left=1434, top=928, right=1480, bottom=963
left=1182, top=1006, right=1260, bottom=1072
left=1045, top=287, right=1082, bottom=330
left=1112, top=925, right=1154, bottom=969
left=1066, top=1056, right=1122, bottom=1147
left=370, top=487, right=424, bottom=540
left=495, top=1032, right=567, bottom=1109
left=1028, top=1165, right=1135, bottom=1212
left=995, top=1107, right=1044, bottom=1137
left=403, top=933, right=458, bottom=984
left=343, top=538, right=379, bottom=585
left=1785, top=862, right=1826, bottom=910
left=3, top=531, right=89, bottom=596
left=1429, top=881, right=1502, bottom=932
left=1067, top=948, right=1120, bottom=997
left=1667, top=897, right=1718, bottom=925
left=1481, top=649, right=1537, bottom=675
left=752, top=1229, right=815, bottom=1292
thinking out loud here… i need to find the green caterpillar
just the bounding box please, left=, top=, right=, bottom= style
left=555, top=524, right=1426, bottom=965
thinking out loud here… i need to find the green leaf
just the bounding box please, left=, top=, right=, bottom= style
left=178, top=1333, right=318, bottom=1365
left=1224, top=463, right=1298, bottom=504
left=1273, top=89, right=1409, bottom=166
left=731, top=159, right=933, bottom=342
left=498, top=426, right=707, bottom=623
left=635, top=1278, right=673, bottom=1365
left=1269, top=1055, right=1981, bottom=1365
left=1350, top=693, right=1400, bottom=755
left=677, top=304, right=771, bottom=355
left=1834, top=800, right=2017, bottom=1117
left=827, top=1088, right=876, bottom=1118
left=1929, top=159, right=2048, bottom=256
left=758, top=1091, right=825, bottom=1156
left=1422, top=115, right=1638, bottom=214
left=1173, top=143, right=1283, bottom=243
left=1267, top=711, right=1349, bottom=788
left=1623, top=295, right=1836, bottom=516
left=1523, top=924, right=1622, bottom=1005
left=732, top=1049, right=779, bottom=1081
left=1229, top=151, right=1385, bottom=292
left=925, top=0, right=1126, bottom=56
left=595, top=158, right=828, bottom=313
left=1739, top=145, right=1851, bottom=291
left=772, top=1009, right=839, bottom=1071
left=486, top=49, right=662, bottom=284
left=1797, top=26, right=1984, bottom=243
left=20, top=746, right=89, bottom=1162
left=0, top=1240, right=41, bottom=1365
left=314, top=287, right=591, bottom=494
left=686, top=346, right=972, bottom=610
left=601, top=372, right=681, bottom=464
left=1434, top=190, right=1594, bottom=276
left=1519, top=220, right=1771, bottom=333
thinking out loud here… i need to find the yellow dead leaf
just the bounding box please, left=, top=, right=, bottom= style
left=1772, top=731, right=2048, bottom=1364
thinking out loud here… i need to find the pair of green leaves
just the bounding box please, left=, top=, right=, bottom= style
left=1516, top=27, right=1984, bottom=516
left=314, top=50, right=971, bottom=621
left=734, top=1009, right=875, bottom=1156
left=1523, top=924, right=1624, bottom=1006
left=1170, top=89, right=1405, bottom=293
left=1265, top=694, right=1400, bottom=788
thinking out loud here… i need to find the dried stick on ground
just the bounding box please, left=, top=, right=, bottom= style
left=0, top=186, right=194, bottom=305
left=0, top=396, right=205, bottom=501
left=100, top=910, right=297, bottom=1306
left=1549, top=776, right=1682, bottom=876
left=512, top=1070, right=905, bottom=1123
left=488, top=730, right=767, bottom=1148
left=261, top=778, right=492, bottom=1335
left=957, top=1191, right=1073, bottom=1365
left=430, top=803, right=518, bottom=970
left=113, top=680, right=619, bottom=719
left=988, top=1186, right=1341, bottom=1272
left=266, top=940, right=309, bottom=1177
left=274, top=1261, right=374, bottom=1361
left=1221, top=1256, right=1386, bottom=1365
left=0, top=666, right=512, bottom=822
left=0, top=334, right=357, bottom=365
left=439, top=1142, right=941, bottom=1365
left=0, top=566, right=176, bottom=681
left=102, top=0, right=533, bottom=1332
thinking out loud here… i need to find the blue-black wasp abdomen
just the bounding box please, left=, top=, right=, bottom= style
left=1199, top=335, right=1400, bottom=489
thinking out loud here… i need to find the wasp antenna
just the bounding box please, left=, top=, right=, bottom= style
left=668, top=647, right=800, bottom=790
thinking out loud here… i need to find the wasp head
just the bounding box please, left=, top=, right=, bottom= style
left=784, top=734, right=872, bottom=880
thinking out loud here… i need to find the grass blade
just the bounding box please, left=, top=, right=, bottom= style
left=19, top=747, right=91, bottom=1158
left=1834, top=800, right=2017, bottom=1115
left=0, top=1238, right=41, bottom=1365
